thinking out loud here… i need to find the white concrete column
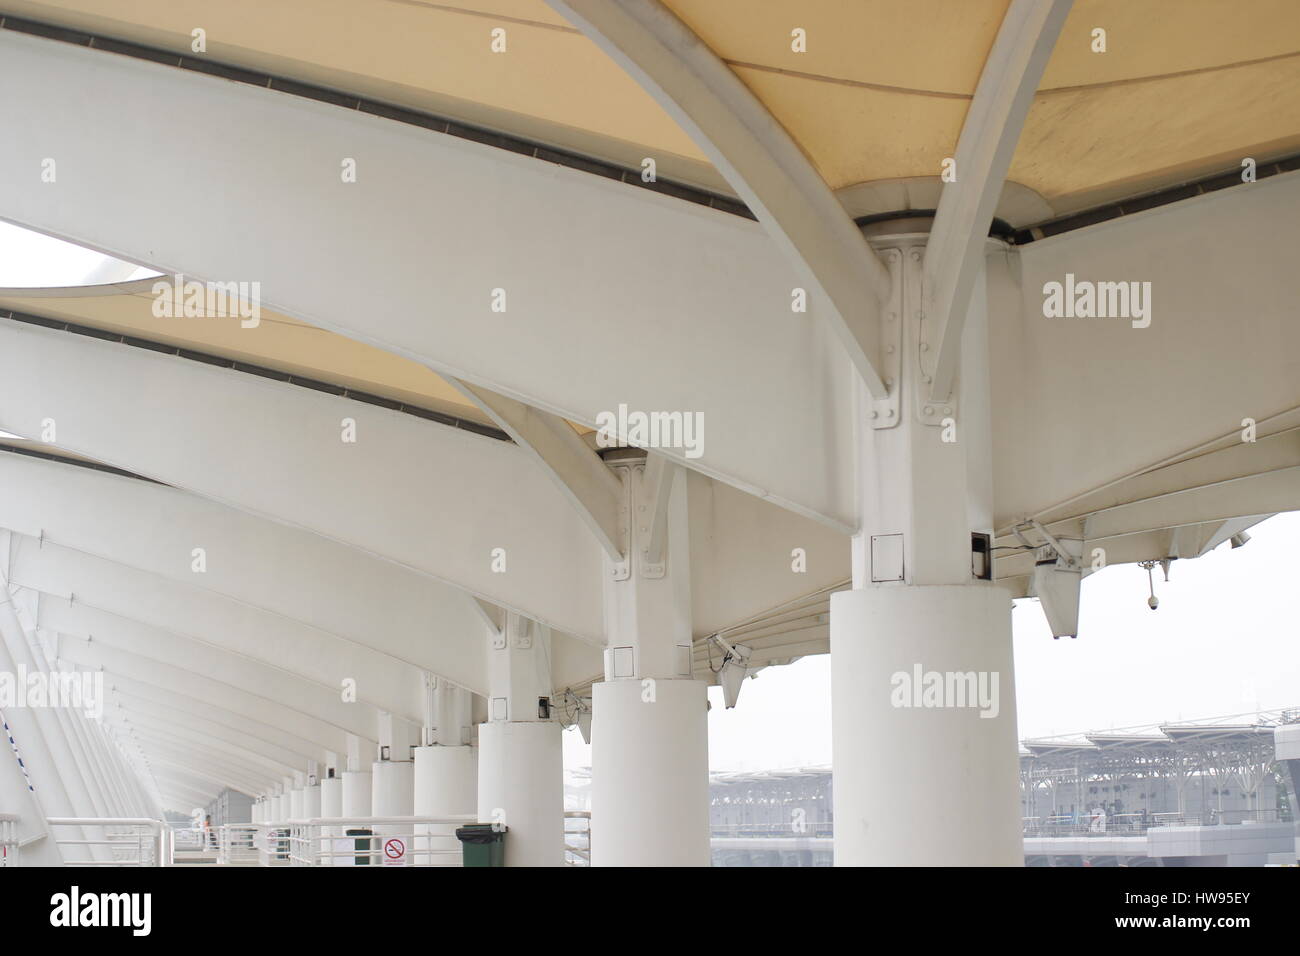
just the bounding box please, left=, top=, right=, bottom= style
left=414, top=680, right=476, bottom=865
left=321, top=774, right=343, bottom=818
left=831, top=233, right=1020, bottom=866
left=591, top=679, right=708, bottom=865
left=341, top=771, right=372, bottom=817
left=478, top=719, right=562, bottom=866
left=342, top=733, right=375, bottom=816
left=372, top=712, right=416, bottom=866
left=371, top=712, right=417, bottom=819
left=591, top=461, right=709, bottom=866
left=303, top=784, right=321, bottom=819
left=317, top=771, right=342, bottom=865
left=414, top=746, right=476, bottom=864
left=371, top=759, right=414, bottom=817
left=476, top=612, right=563, bottom=866
left=334, top=734, right=378, bottom=865
left=831, top=585, right=1019, bottom=864
left=371, top=758, right=414, bottom=865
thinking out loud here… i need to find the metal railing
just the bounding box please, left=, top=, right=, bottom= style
left=172, top=826, right=209, bottom=853
left=215, top=823, right=260, bottom=865
left=257, top=815, right=476, bottom=866
left=0, top=812, right=18, bottom=867
left=710, top=822, right=835, bottom=839
left=46, top=817, right=167, bottom=866
left=564, top=810, right=590, bottom=865
left=1022, top=808, right=1285, bottom=837
left=258, top=825, right=292, bottom=866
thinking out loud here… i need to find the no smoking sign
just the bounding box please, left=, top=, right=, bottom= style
left=382, top=837, right=406, bottom=866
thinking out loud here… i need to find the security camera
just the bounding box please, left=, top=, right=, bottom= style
left=1147, top=594, right=1159, bottom=611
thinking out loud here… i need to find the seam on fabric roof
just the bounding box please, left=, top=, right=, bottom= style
left=382, top=0, right=582, bottom=33
left=1038, top=47, right=1300, bottom=95
left=725, top=60, right=972, bottom=99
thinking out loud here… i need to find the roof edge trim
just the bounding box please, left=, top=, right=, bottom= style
left=0, top=308, right=512, bottom=442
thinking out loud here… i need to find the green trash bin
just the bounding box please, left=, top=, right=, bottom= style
left=455, top=824, right=507, bottom=867
left=346, top=827, right=373, bottom=866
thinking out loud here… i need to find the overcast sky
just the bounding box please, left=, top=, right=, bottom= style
left=566, top=510, right=1298, bottom=773
left=0, top=220, right=153, bottom=286
left=6, top=222, right=1293, bottom=777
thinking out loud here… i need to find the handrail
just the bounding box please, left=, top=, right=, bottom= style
left=564, top=810, right=591, bottom=866
left=46, top=816, right=162, bottom=826
left=268, top=815, right=476, bottom=826
left=0, top=812, right=17, bottom=867
left=46, top=816, right=166, bottom=867
left=1022, top=807, right=1285, bottom=837
left=254, top=816, right=477, bottom=867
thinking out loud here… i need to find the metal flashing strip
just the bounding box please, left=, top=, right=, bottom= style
left=0, top=309, right=512, bottom=442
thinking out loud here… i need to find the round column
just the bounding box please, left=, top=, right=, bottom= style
left=415, top=745, right=477, bottom=866
left=319, top=776, right=343, bottom=865
left=320, top=776, right=343, bottom=818
left=372, top=761, right=414, bottom=866
left=371, top=761, right=414, bottom=817
left=289, top=787, right=305, bottom=821
left=300, top=785, right=322, bottom=863
left=303, top=785, right=321, bottom=819
left=830, top=584, right=1021, bottom=865
left=590, top=678, right=709, bottom=866
left=337, top=771, right=373, bottom=867
left=341, top=771, right=372, bottom=817
left=477, top=721, right=562, bottom=867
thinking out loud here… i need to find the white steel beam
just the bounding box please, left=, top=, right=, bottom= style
left=923, top=0, right=1072, bottom=403
left=0, top=28, right=857, bottom=528
left=0, top=328, right=849, bottom=654
left=119, top=743, right=273, bottom=797
left=1006, top=427, right=1300, bottom=534
left=0, top=449, right=500, bottom=692
left=45, top=609, right=380, bottom=741
left=0, top=316, right=603, bottom=641
left=55, top=639, right=360, bottom=754
left=992, top=171, right=1300, bottom=527
left=9, top=536, right=427, bottom=721
left=109, top=713, right=295, bottom=783
left=105, top=694, right=310, bottom=775
left=1082, top=468, right=1300, bottom=541
left=638, top=452, right=677, bottom=569
left=94, top=671, right=331, bottom=767
left=549, top=0, right=892, bottom=398
left=1, top=27, right=1296, bottom=537
left=144, top=772, right=217, bottom=810
left=453, top=379, right=624, bottom=561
